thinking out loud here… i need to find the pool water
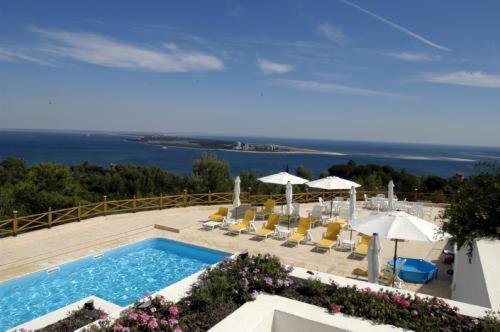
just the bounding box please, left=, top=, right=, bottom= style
left=0, top=238, right=228, bottom=331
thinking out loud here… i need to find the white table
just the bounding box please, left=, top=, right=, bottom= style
left=274, top=226, right=292, bottom=240
left=339, top=239, right=355, bottom=251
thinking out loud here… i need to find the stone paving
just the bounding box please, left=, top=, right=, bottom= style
left=0, top=203, right=452, bottom=298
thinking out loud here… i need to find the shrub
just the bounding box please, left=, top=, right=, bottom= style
left=37, top=307, right=106, bottom=332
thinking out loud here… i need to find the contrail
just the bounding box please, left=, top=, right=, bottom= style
left=339, top=0, right=450, bottom=51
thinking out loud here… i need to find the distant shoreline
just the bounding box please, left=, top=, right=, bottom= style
left=128, top=135, right=347, bottom=157
left=151, top=144, right=347, bottom=156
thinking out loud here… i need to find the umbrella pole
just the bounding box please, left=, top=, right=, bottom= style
left=330, top=195, right=333, bottom=218
left=288, top=215, right=290, bottom=230
left=392, top=239, right=398, bottom=286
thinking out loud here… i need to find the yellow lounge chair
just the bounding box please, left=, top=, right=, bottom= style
left=255, top=214, right=280, bottom=239
left=315, top=222, right=341, bottom=252
left=353, top=234, right=371, bottom=257
left=286, top=217, right=312, bottom=247
left=333, top=218, right=348, bottom=228
left=209, top=207, right=229, bottom=222
left=229, top=210, right=256, bottom=234
left=255, top=199, right=276, bottom=219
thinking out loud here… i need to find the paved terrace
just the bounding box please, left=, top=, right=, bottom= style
left=0, top=203, right=452, bottom=298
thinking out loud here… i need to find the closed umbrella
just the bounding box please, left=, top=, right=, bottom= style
left=306, top=176, right=361, bottom=217
left=350, top=211, right=449, bottom=283
left=285, top=181, right=294, bottom=229
left=388, top=180, right=394, bottom=211
left=367, top=233, right=382, bottom=284
left=233, top=176, right=241, bottom=219
left=348, top=186, right=357, bottom=240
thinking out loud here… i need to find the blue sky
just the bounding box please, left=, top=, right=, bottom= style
left=1, top=1, right=500, bottom=146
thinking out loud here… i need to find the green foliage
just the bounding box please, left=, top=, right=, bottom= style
left=296, top=165, right=315, bottom=180
left=296, top=277, right=324, bottom=297
left=442, top=162, right=500, bottom=249
left=188, top=154, right=232, bottom=193
left=37, top=307, right=106, bottom=332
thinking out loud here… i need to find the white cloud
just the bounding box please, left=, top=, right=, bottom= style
left=339, top=0, right=450, bottom=51
left=385, top=52, right=439, bottom=62
left=316, top=23, right=345, bottom=44
left=0, top=47, right=53, bottom=66
left=270, top=79, right=406, bottom=98
left=257, top=58, right=294, bottom=74
left=31, top=27, right=224, bottom=72
left=422, top=71, right=500, bottom=88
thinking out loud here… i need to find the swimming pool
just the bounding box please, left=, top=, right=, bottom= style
left=0, top=238, right=229, bottom=331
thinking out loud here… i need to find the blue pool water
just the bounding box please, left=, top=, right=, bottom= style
left=0, top=238, right=228, bottom=331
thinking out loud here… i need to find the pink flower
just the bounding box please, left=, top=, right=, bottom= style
left=160, top=319, right=168, bottom=326
left=401, top=300, right=410, bottom=308
left=173, top=329, right=183, bottom=332
left=363, top=287, right=372, bottom=294
left=392, top=296, right=401, bottom=303
left=129, top=312, right=138, bottom=320
left=99, top=314, right=108, bottom=320
left=331, top=305, right=343, bottom=314
left=411, top=310, right=418, bottom=317
left=148, top=318, right=159, bottom=329
left=169, top=306, right=179, bottom=316
left=113, top=324, right=124, bottom=332
left=414, top=293, right=421, bottom=301
left=382, top=293, right=390, bottom=300
left=169, top=318, right=179, bottom=325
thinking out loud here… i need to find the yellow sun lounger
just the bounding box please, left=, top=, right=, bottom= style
left=353, top=234, right=371, bottom=257
left=255, top=199, right=276, bottom=219
left=229, top=210, right=256, bottom=234
left=285, top=217, right=312, bottom=247
left=315, top=222, right=341, bottom=252
left=209, top=207, right=229, bottom=222
left=255, top=214, right=280, bottom=239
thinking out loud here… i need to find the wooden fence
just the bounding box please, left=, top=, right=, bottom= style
left=0, top=190, right=450, bottom=237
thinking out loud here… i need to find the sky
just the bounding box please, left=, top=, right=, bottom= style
left=1, top=1, right=500, bottom=147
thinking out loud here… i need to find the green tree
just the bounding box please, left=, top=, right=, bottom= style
left=188, top=154, right=232, bottom=193
left=442, top=162, right=500, bottom=250
left=296, top=165, right=314, bottom=181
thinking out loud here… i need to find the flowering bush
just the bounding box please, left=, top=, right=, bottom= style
left=76, top=254, right=499, bottom=331
left=88, top=294, right=184, bottom=332
left=36, top=307, right=106, bottom=332
left=283, top=278, right=500, bottom=332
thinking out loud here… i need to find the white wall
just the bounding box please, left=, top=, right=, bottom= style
left=452, top=240, right=491, bottom=308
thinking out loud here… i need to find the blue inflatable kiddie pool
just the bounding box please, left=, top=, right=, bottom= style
left=388, top=258, right=438, bottom=284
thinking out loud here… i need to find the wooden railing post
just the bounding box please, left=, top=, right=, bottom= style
left=103, top=196, right=108, bottom=216
left=305, top=189, right=309, bottom=202
left=183, top=190, right=188, bottom=207
left=208, top=191, right=212, bottom=205
left=159, top=193, right=164, bottom=210
left=48, top=207, right=52, bottom=228
left=132, top=195, right=137, bottom=212
left=12, top=210, right=18, bottom=236
left=77, top=202, right=81, bottom=221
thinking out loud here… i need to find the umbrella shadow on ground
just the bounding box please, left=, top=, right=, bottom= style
left=248, top=235, right=265, bottom=242
left=347, top=253, right=366, bottom=261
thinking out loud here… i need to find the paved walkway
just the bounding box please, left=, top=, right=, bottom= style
left=0, top=203, right=452, bottom=298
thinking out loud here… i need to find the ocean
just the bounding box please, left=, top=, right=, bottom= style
left=1, top=130, right=499, bottom=178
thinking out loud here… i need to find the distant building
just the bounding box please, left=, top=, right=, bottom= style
left=235, top=141, right=242, bottom=150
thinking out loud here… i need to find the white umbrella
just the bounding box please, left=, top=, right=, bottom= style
left=233, top=176, right=241, bottom=218
left=306, top=176, right=361, bottom=190
left=258, top=172, right=309, bottom=185
left=306, top=176, right=361, bottom=217
left=350, top=211, right=449, bottom=279
left=285, top=181, right=294, bottom=229
left=388, top=180, right=394, bottom=211
left=367, top=233, right=382, bottom=284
